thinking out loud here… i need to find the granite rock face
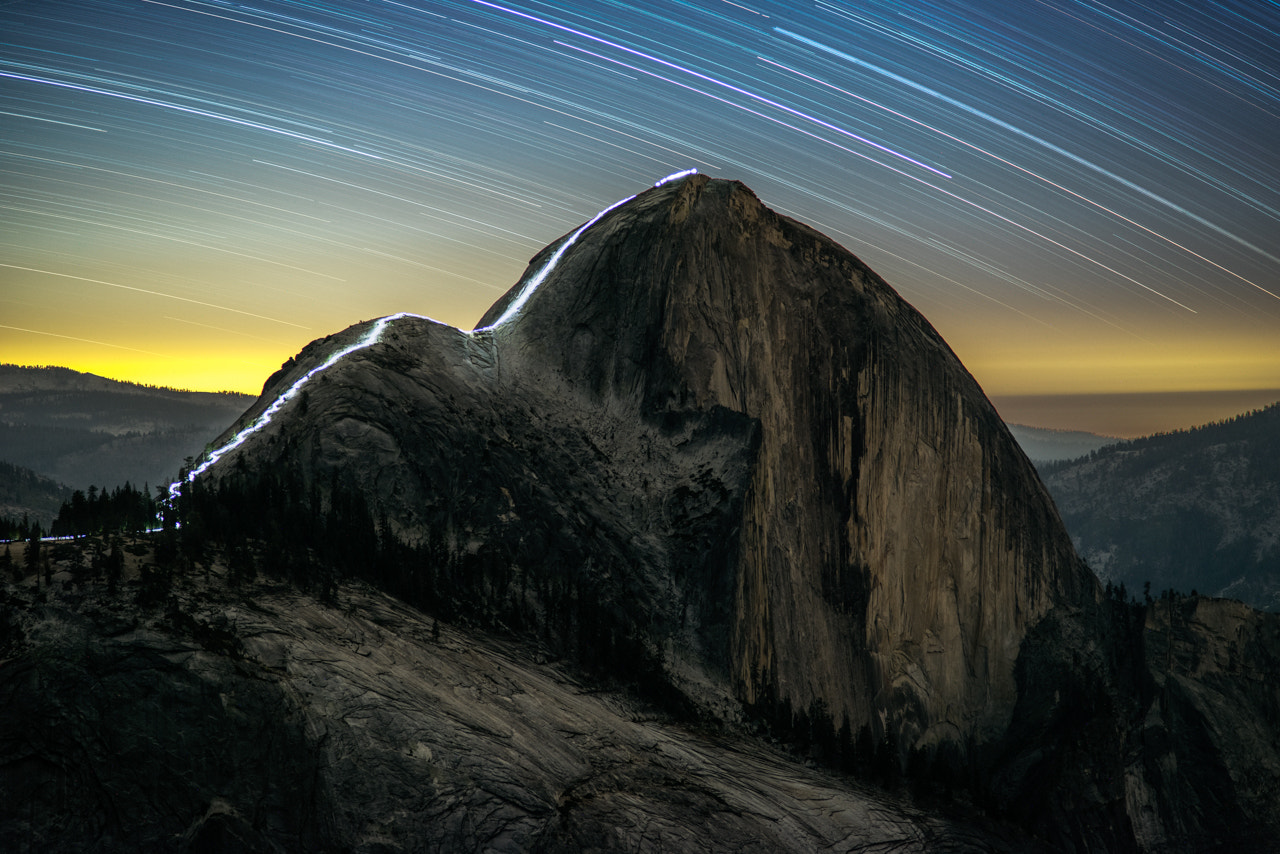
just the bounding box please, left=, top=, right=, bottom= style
left=1127, top=596, right=1280, bottom=850
left=223, top=176, right=1090, bottom=749
left=0, top=570, right=1041, bottom=853
left=129, top=174, right=1280, bottom=849
left=477, top=176, right=1099, bottom=766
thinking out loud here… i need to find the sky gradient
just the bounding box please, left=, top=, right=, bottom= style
left=2, top=0, right=1277, bottom=435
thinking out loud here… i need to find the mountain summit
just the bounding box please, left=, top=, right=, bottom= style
left=19, top=174, right=1272, bottom=851
left=485, top=175, right=1094, bottom=742
left=213, top=174, right=1091, bottom=746
left=188, top=173, right=1280, bottom=848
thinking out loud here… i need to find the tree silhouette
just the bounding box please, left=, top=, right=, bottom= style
left=26, top=530, right=40, bottom=584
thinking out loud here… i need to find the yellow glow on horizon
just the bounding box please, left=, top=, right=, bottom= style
left=6, top=281, right=1278, bottom=433
left=968, top=347, right=1280, bottom=395
left=1, top=285, right=488, bottom=394
left=938, top=315, right=1280, bottom=398
left=4, top=350, right=277, bottom=394
left=1, top=329, right=296, bottom=394
left=8, top=315, right=1280, bottom=398
left=76, top=356, right=282, bottom=395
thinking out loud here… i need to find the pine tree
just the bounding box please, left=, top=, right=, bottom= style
left=836, top=714, right=855, bottom=774
left=26, top=531, right=41, bottom=583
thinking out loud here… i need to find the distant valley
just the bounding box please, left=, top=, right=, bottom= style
left=0, top=364, right=252, bottom=525
left=1038, top=402, right=1280, bottom=612
left=1005, top=423, right=1117, bottom=465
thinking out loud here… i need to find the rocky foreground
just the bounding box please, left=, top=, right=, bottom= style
left=1, top=541, right=1040, bottom=853
left=7, top=174, right=1280, bottom=852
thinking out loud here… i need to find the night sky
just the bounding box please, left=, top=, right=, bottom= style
left=3, top=0, right=1277, bottom=435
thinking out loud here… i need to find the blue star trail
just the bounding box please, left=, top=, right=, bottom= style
left=2, top=0, right=1277, bottom=410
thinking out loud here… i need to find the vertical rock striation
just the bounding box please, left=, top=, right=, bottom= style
left=482, top=175, right=1093, bottom=753
left=182, top=173, right=1280, bottom=848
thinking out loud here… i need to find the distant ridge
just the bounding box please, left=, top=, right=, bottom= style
left=0, top=363, right=247, bottom=398
left=1040, top=400, right=1280, bottom=611
left=1006, top=423, right=1117, bottom=464
left=0, top=459, right=70, bottom=531
left=0, top=364, right=252, bottom=509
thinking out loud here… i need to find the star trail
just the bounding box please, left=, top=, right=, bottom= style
left=2, top=0, right=1277, bottom=433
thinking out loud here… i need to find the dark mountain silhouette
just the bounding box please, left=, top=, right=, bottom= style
left=0, top=460, right=70, bottom=535
left=1040, top=401, right=1280, bottom=611
left=3, top=175, right=1277, bottom=852
left=0, top=364, right=252, bottom=516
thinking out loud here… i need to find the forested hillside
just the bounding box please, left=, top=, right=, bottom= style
left=0, top=364, right=252, bottom=519
left=1040, top=402, right=1280, bottom=611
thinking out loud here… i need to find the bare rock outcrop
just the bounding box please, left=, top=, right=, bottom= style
left=0, top=565, right=1040, bottom=853
left=222, top=176, right=1091, bottom=757
left=138, top=174, right=1280, bottom=849
left=1126, top=596, right=1280, bottom=850
left=481, top=175, right=1090, bottom=754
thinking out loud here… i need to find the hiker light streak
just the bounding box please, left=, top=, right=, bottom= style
left=168, top=169, right=698, bottom=498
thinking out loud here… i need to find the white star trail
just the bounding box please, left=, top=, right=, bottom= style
left=1, top=0, right=1276, bottom=413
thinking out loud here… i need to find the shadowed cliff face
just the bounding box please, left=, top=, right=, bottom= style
left=180, top=174, right=1280, bottom=849
left=215, top=176, right=1092, bottom=755
left=211, top=310, right=760, bottom=718
left=480, top=175, right=1093, bottom=750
